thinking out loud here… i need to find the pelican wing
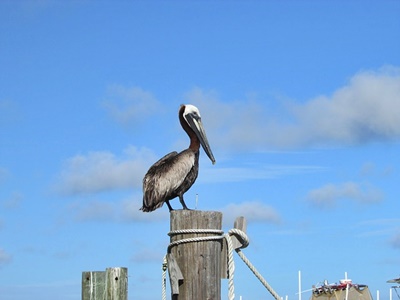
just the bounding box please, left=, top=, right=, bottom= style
left=142, top=150, right=196, bottom=211
left=148, top=151, right=178, bottom=169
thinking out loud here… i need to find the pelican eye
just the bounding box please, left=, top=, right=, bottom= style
left=190, top=111, right=201, bottom=120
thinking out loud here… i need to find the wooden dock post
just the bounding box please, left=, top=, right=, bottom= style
left=169, top=210, right=223, bottom=300
left=105, top=267, right=128, bottom=300
left=82, top=267, right=128, bottom=300
left=82, top=271, right=105, bottom=300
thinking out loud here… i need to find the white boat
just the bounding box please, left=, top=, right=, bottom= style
left=310, top=278, right=373, bottom=300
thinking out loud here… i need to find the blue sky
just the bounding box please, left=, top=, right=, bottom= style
left=1, top=1, right=400, bottom=299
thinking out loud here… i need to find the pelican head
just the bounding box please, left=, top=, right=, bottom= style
left=183, top=104, right=216, bottom=164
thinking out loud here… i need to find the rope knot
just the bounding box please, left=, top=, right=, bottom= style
left=161, top=220, right=281, bottom=300
left=228, top=228, right=249, bottom=249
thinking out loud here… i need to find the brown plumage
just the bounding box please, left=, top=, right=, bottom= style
left=141, top=104, right=215, bottom=212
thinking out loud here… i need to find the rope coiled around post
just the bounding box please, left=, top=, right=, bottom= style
left=161, top=227, right=281, bottom=300
left=167, top=229, right=225, bottom=252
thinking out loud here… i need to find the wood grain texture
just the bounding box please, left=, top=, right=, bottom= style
left=170, top=210, right=222, bottom=300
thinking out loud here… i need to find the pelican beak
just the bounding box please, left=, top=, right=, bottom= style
left=185, top=113, right=216, bottom=165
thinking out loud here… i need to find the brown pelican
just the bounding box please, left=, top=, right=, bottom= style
left=140, top=104, right=216, bottom=212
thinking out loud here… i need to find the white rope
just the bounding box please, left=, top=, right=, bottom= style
left=162, top=227, right=280, bottom=300
left=235, top=249, right=281, bottom=300
left=162, top=255, right=167, bottom=300
left=224, top=231, right=235, bottom=300
left=167, top=229, right=224, bottom=253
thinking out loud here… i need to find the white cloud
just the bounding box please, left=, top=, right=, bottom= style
left=185, top=66, right=400, bottom=149
left=306, top=181, right=383, bottom=209
left=56, top=146, right=156, bottom=195
left=292, top=66, right=400, bottom=145
left=120, top=198, right=169, bottom=222
left=0, top=248, right=12, bottom=266
left=390, top=232, right=400, bottom=249
left=70, top=199, right=118, bottom=222
left=353, top=219, right=400, bottom=242
left=131, top=248, right=165, bottom=263
left=1, top=191, right=23, bottom=209
left=200, top=163, right=322, bottom=184
left=67, top=197, right=279, bottom=225
left=221, top=201, right=282, bottom=226
left=0, top=167, right=9, bottom=183
left=0, top=99, right=20, bottom=126
left=359, top=162, right=394, bottom=178
left=67, top=196, right=169, bottom=223
left=103, top=85, right=163, bottom=126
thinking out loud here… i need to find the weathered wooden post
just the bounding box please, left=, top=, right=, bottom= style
left=105, top=267, right=128, bottom=300
left=81, top=267, right=128, bottom=300
left=169, top=210, right=223, bottom=300
left=82, top=271, right=105, bottom=300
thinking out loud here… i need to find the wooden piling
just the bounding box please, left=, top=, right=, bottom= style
left=105, top=267, right=128, bottom=300
left=82, top=271, right=105, bottom=300
left=82, top=267, right=127, bottom=300
left=169, top=210, right=223, bottom=300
